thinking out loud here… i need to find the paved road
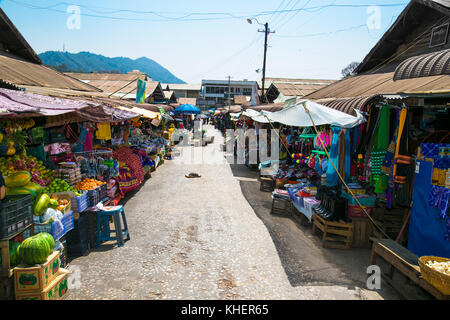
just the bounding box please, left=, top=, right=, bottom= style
left=66, top=125, right=398, bottom=300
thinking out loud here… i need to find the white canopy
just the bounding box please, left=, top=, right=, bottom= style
left=245, top=100, right=365, bottom=128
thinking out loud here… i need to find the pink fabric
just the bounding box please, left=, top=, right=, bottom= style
left=83, top=127, right=93, bottom=151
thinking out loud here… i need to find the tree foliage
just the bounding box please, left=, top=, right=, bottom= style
left=341, top=62, right=360, bottom=78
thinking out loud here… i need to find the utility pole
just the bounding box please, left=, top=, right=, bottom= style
left=258, top=23, right=275, bottom=103
left=258, top=22, right=275, bottom=104
left=226, top=75, right=232, bottom=111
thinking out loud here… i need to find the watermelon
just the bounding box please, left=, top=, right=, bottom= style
left=4, top=171, right=31, bottom=188
left=9, top=241, right=21, bottom=267
left=19, top=235, right=51, bottom=265
left=34, top=193, right=50, bottom=216
left=36, top=233, right=55, bottom=255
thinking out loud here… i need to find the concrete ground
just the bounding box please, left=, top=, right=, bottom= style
left=66, top=125, right=402, bottom=300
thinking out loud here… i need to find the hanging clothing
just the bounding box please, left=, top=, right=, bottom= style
left=83, top=127, right=94, bottom=152
left=96, top=123, right=112, bottom=141
left=371, top=105, right=390, bottom=193
left=325, top=127, right=341, bottom=187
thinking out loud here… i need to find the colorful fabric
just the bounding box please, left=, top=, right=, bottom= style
left=325, top=127, right=341, bottom=187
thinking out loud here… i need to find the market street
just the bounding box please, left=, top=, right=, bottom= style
left=66, top=125, right=397, bottom=300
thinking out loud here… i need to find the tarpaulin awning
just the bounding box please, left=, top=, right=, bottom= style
left=0, top=88, right=93, bottom=117
left=75, top=104, right=140, bottom=123
left=246, top=100, right=366, bottom=128
left=115, top=106, right=160, bottom=120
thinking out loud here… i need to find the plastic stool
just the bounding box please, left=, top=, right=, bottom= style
left=96, top=206, right=130, bottom=248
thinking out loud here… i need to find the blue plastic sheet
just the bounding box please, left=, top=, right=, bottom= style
left=407, top=160, right=450, bottom=258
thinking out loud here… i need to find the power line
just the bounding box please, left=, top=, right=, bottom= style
left=5, top=0, right=409, bottom=23
left=267, top=0, right=287, bottom=25
left=274, top=23, right=369, bottom=38
left=270, top=0, right=296, bottom=27
left=275, top=0, right=313, bottom=31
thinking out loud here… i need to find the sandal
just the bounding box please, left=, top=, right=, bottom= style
left=185, top=173, right=201, bottom=178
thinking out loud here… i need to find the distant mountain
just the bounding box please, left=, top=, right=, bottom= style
left=39, top=51, right=185, bottom=84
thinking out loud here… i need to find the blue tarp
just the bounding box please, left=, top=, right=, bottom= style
left=407, top=160, right=450, bottom=258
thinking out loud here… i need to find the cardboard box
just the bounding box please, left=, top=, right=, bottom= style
left=14, top=251, right=60, bottom=292
left=15, top=268, right=70, bottom=300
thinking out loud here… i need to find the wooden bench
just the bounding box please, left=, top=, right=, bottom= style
left=370, top=238, right=450, bottom=300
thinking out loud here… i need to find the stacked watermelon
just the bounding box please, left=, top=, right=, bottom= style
left=19, top=233, right=55, bottom=266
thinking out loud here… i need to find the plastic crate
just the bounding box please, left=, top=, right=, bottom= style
left=87, top=184, right=107, bottom=207
left=66, top=215, right=89, bottom=257
left=34, top=211, right=74, bottom=241
left=341, top=191, right=377, bottom=207
left=70, top=192, right=89, bottom=213
left=0, top=195, right=33, bottom=239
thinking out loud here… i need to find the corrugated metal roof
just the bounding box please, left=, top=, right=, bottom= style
left=66, top=72, right=146, bottom=82
left=306, top=72, right=450, bottom=100
left=234, top=95, right=250, bottom=105
left=247, top=103, right=284, bottom=112
left=177, top=97, right=197, bottom=105
left=315, top=95, right=380, bottom=116
left=393, top=48, right=450, bottom=80
left=0, top=54, right=101, bottom=92
left=0, top=9, right=41, bottom=64
left=164, top=83, right=201, bottom=91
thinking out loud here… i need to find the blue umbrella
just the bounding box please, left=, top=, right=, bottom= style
left=173, top=104, right=201, bottom=115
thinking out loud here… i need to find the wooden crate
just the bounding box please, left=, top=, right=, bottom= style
left=260, top=176, right=274, bottom=192
left=270, top=198, right=292, bottom=217
left=351, top=217, right=375, bottom=248
left=312, top=214, right=353, bottom=249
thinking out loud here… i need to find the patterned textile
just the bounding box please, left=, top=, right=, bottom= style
left=117, top=164, right=140, bottom=194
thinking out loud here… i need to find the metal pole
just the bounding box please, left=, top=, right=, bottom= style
left=262, top=22, right=268, bottom=100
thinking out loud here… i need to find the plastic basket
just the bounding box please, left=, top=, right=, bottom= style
left=34, top=211, right=74, bottom=241
left=418, top=256, right=450, bottom=295
left=0, top=194, right=33, bottom=239
left=70, top=192, right=89, bottom=213
left=341, top=191, right=377, bottom=207
left=49, top=192, right=72, bottom=215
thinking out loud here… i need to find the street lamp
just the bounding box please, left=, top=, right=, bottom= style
left=247, top=17, right=274, bottom=103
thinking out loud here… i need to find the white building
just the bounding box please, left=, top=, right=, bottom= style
left=199, top=79, right=259, bottom=108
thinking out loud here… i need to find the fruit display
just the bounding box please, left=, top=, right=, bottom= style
left=75, top=178, right=105, bottom=191
left=0, top=155, right=55, bottom=186
left=49, top=194, right=70, bottom=212
left=5, top=182, right=43, bottom=202
left=19, top=234, right=52, bottom=266
left=43, top=178, right=76, bottom=194
left=4, top=171, right=31, bottom=187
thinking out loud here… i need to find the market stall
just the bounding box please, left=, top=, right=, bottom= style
left=0, top=88, right=176, bottom=299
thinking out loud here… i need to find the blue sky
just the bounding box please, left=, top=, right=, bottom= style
left=0, top=0, right=408, bottom=83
